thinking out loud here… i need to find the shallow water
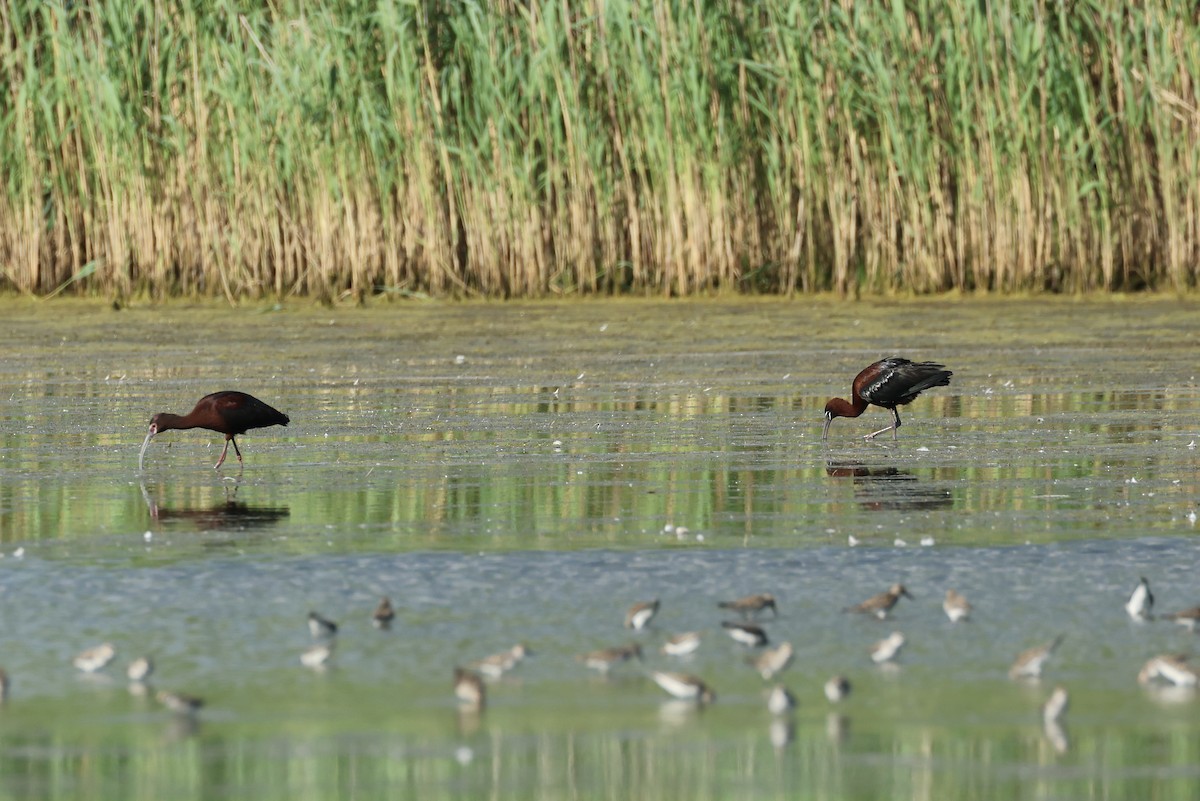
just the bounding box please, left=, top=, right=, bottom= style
left=1, top=297, right=1199, bottom=799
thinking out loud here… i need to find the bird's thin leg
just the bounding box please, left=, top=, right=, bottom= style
left=231, top=436, right=243, bottom=463
left=214, top=439, right=231, bottom=470
left=864, top=409, right=902, bottom=441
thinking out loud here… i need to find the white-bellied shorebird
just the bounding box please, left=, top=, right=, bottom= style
left=301, top=643, right=333, bottom=669
left=661, top=632, right=702, bottom=657
left=127, top=656, right=154, bottom=683
left=578, top=643, right=642, bottom=673
left=650, top=671, right=715, bottom=704
left=453, top=667, right=486, bottom=709
left=1009, top=635, right=1064, bottom=679
left=1124, top=577, right=1153, bottom=621
left=1137, top=654, right=1198, bottom=687
left=844, top=584, right=913, bottom=620
left=753, top=642, right=794, bottom=680
left=625, top=599, right=660, bottom=631
left=824, top=675, right=851, bottom=703
left=767, top=684, right=797, bottom=715
left=308, top=611, right=338, bottom=639
left=722, top=621, right=769, bottom=647
left=870, top=632, right=905, bottom=664
left=468, top=644, right=531, bottom=679
left=74, top=643, right=116, bottom=673
left=943, top=589, right=971, bottom=622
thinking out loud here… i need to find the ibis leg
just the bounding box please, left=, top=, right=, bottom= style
left=864, top=409, right=902, bottom=441
left=214, top=439, right=231, bottom=470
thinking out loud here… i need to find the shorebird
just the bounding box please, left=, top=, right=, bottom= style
left=650, top=671, right=716, bottom=704
left=301, top=643, right=333, bottom=669
left=1009, top=635, right=1064, bottom=679
left=753, top=642, right=795, bottom=680
left=139, top=391, right=289, bottom=470
left=943, top=589, right=971, bottom=622
left=1137, top=654, right=1198, bottom=687
left=157, top=690, right=204, bottom=716
left=870, top=632, right=905, bottom=664
left=823, top=358, right=953, bottom=441
left=844, top=584, right=913, bottom=620
left=308, top=611, right=338, bottom=639
left=453, top=667, right=486, bottom=709
left=372, top=597, right=396, bottom=629
left=718, top=593, right=778, bottom=619
left=1041, top=686, right=1069, bottom=724
left=127, top=656, right=154, bottom=684
left=1125, top=578, right=1154, bottom=621
left=767, top=685, right=797, bottom=715
left=722, top=621, right=769, bottom=647
left=74, top=643, right=116, bottom=673
left=468, top=644, right=531, bottom=679
left=625, top=599, right=660, bottom=631
left=578, top=643, right=642, bottom=673
left=661, top=632, right=702, bottom=657
left=824, top=675, right=851, bottom=703
left=1161, top=606, right=1200, bottom=631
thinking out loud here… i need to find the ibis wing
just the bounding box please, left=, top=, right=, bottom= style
left=859, top=359, right=951, bottom=406
left=203, top=391, right=289, bottom=435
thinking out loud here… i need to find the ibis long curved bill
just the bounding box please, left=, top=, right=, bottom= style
left=138, top=424, right=157, bottom=471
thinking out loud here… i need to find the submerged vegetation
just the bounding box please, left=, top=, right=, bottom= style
left=0, top=1, right=1198, bottom=299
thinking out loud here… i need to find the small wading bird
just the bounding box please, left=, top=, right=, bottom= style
left=468, top=644, right=531, bottom=679
left=870, top=632, right=906, bottom=664
left=1137, top=654, right=1198, bottom=687
left=767, top=685, right=797, bottom=715
left=718, top=593, right=778, bottom=619
left=661, top=632, right=702, bottom=657
left=752, top=642, right=795, bottom=680
left=139, top=391, right=289, bottom=470
left=372, top=597, right=396, bottom=629
left=308, top=611, right=338, bottom=640
left=624, top=599, right=660, bottom=631
left=650, top=671, right=716, bottom=704
left=844, top=584, right=913, bottom=620
left=1161, top=606, right=1200, bottom=630
left=126, top=656, right=154, bottom=684
left=722, top=621, right=769, bottom=647
left=943, top=589, right=972, bottom=623
left=823, top=358, right=953, bottom=441
left=1125, top=577, right=1154, bottom=621
left=1009, top=635, right=1065, bottom=680
left=453, top=668, right=486, bottom=709
left=577, top=643, right=643, bottom=674
left=74, top=643, right=116, bottom=673
left=824, top=675, right=851, bottom=703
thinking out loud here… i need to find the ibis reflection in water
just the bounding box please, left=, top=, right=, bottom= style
left=825, top=461, right=953, bottom=512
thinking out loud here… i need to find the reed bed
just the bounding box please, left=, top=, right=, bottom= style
left=0, top=0, right=1197, bottom=299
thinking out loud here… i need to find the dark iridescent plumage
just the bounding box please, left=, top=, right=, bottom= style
left=823, top=358, right=952, bottom=440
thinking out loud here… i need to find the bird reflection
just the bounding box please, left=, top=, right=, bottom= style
left=140, top=482, right=289, bottom=531
left=1043, top=720, right=1069, bottom=755
left=825, top=460, right=953, bottom=511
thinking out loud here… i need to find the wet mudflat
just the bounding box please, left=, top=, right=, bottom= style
left=0, top=296, right=1199, bottom=800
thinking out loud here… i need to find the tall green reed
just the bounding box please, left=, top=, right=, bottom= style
left=0, top=0, right=1196, bottom=299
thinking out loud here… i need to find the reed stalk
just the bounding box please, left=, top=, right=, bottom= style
left=0, top=0, right=1196, bottom=298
